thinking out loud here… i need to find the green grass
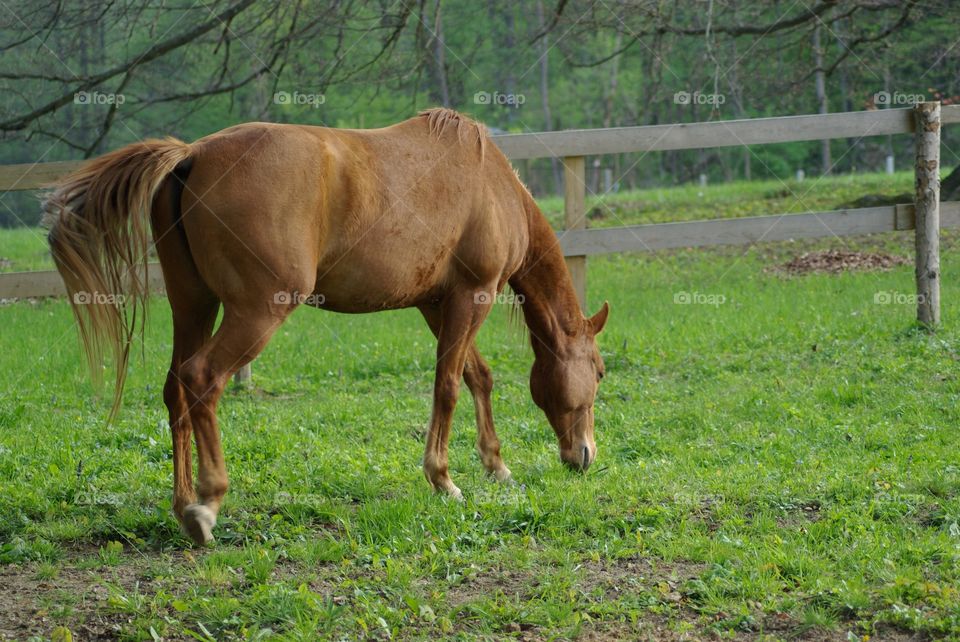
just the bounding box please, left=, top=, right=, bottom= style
left=0, top=225, right=53, bottom=273
left=537, top=170, right=915, bottom=228
left=2, top=173, right=960, bottom=640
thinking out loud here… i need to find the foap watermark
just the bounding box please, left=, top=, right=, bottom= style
left=874, top=290, right=925, bottom=306
left=273, top=290, right=326, bottom=306
left=874, top=91, right=925, bottom=107
left=474, top=290, right=525, bottom=305
left=274, top=490, right=327, bottom=505
left=273, top=90, right=325, bottom=108
left=674, top=291, right=726, bottom=307
left=74, top=91, right=125, bottom=106
left=470, top=482, right=530, bottom=507
left=673, top=90, right=725, bottom=106
left=74, top=485, right=122, bottom=506
left=73, top=291, right=125, bottom=305
left=473, top=90, right=526, bottom=108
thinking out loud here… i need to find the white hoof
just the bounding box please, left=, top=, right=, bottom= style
left=182, top=503, right=217, bottom=546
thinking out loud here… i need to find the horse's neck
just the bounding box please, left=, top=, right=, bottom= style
left=509, top=200, right=583, bottom=353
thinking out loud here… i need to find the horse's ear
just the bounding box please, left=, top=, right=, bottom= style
left=588, top=301, right=609, bottom=335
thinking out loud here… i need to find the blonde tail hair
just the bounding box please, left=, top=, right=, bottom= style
left=43, top=138, right=192, bottom=420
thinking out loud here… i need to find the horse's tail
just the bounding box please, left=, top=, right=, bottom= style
left=43, top=138, right=193, bottom=420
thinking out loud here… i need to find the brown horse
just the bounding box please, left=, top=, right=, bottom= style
left=44, top=109, right=609, bottom=545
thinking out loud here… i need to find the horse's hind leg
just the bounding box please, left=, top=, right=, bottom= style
left=152, top=180, right=220, bottom=538
left=165, top=297, right=218, bottom=525
left=176, top=306, right=291, bottom=544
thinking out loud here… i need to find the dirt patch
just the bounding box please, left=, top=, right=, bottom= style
left=575, top=617, right=710, bottom=640
left=573, top=617, right=921, bottom=641
left=0, top=558, right=152, bottom=641
left=771, top=249, right=909, bottom=275
left=575, top=556, right=704, bottom=603
left=440, top=555, right=715, bottom=640
left=437, top=563, right=531, bottom=609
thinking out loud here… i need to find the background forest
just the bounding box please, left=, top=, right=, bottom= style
left=0, top=0, right=957, bottom=226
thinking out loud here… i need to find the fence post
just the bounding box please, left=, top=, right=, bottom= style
left=234, top=363, right=252, bottom=387
left=914, top=101, right=941, bottom=328
left=563, top=155, right=587, bottom=312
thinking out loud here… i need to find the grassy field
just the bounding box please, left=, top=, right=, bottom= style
left=0, top=226, right=53, bottom=273
left=2, top=173, right=960, bottom=640
left=536, top=171, right=915, bottom=228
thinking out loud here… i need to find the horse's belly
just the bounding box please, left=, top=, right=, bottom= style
left=309, top=203, right=518, bottom=313
left=310, top=250, right=447, bottom=312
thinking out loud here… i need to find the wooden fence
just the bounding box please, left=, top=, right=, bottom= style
left=2, top=103, right=958, bottom=382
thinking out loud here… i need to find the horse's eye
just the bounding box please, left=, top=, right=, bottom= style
left=598, top=371, right=605, bottom=381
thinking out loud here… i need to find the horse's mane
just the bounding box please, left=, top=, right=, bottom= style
left=419, top=108, right=487, bottom=163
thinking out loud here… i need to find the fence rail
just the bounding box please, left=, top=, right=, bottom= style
left=494, top=105, right=960, bottom=160
left=2, top=103, right=956, bottom=382
left=559, top=202, right=960, bottom=255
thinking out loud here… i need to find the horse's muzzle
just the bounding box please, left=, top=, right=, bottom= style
left=561, top=443, right=595, bottom=472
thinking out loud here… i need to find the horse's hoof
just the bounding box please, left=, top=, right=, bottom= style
left=436, top=482, right=463, bottom=502
left=492, top=466, right=513, bottom=483
left=182, top=503, right=216, bottom=546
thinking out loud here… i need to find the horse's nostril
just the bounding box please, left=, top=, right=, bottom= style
left=582, top=445, right=590, bottom=469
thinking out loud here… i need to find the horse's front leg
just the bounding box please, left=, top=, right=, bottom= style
left=463, top=346, right=511, bottom=482
left=418, top=306, right=511, bottom=483
left=423, top=289, right=493, bottom=498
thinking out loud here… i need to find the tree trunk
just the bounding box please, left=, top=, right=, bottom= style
left=536, top=0, right=561, bottom=194
left=431, top=0, right=451, bottom=107
left=884, top=67, right=895, bottom=173
left=500, top=3, right=518, bottom=128
left=593, top=29, right=622, bottom=194
left=813, top=24, right=831, bottom=175
left=834, top=18, right=857, bottom=172
left=728, top=38, right=750, bottom=180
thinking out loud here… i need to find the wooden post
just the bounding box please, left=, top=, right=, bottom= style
left=914, top=101, right=941, bottom=328
left=563, top=155, right=587, bottom=312
left=234, top=363, right=252, bottom=388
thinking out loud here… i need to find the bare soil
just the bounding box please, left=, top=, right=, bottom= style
left=0, top=557, right=153, bottom=641
left=771, top=249, right=909, bottom=275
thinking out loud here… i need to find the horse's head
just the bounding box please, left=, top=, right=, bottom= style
left=530, top=302, right=609, bottom=471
